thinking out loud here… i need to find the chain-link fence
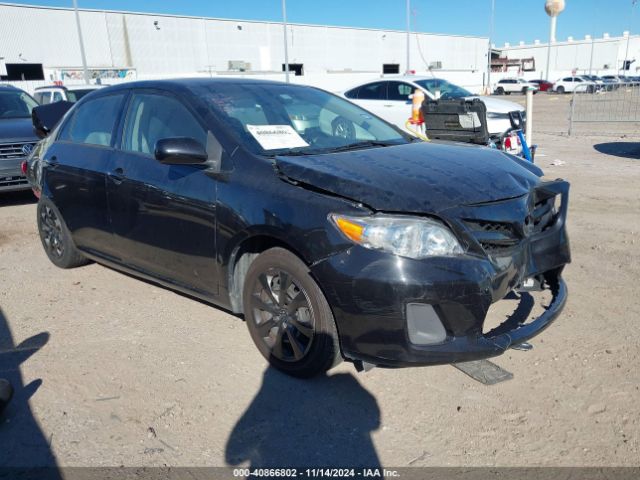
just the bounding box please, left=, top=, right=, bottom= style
left=569, top=82, right=640, bottom=136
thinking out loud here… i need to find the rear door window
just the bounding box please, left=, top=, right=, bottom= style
left=387, top=82, right=414, bottom=101
left=58, top=93, right=125, bottom=147
left=34, top=91, right=51, bottom=105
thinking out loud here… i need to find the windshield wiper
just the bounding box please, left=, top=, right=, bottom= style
left=271, top=149, right=324, bottom=157
left=325, top=140, right=399, bottom=153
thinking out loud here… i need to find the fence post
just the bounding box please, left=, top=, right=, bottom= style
left=568, top=89, right=577, bottom=137
left=525, top=87, right=534, bottom=145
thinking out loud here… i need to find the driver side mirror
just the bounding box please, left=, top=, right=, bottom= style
left=154, top=137, right=208, bottom=165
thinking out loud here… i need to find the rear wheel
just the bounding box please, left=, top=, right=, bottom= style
left=557, top=86, right=565, bottom=94
left=37, top=198, right=89, bottom=269
left=242, top=247, right=341, bottom=378
left=495, top=87, right=505, bottom=95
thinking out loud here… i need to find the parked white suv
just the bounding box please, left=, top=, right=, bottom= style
left=33, top=84, right=105, bottom=104
left=342, top=76, right=525, bottom=137
left=553, top=76, right=597, bottom=94
left=494, top=78, right=539, bottom=95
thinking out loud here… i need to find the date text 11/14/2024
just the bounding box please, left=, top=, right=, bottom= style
left=232, top=468, right=400, bottom=478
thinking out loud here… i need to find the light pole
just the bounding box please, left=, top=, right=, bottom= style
left=487, top=0, right=495, bottom=93
left=282, top=0, right=290, bottom=83
left=72, top=0, right=90, bottom=84
left=406, top=0, right=411, bottom=73
left=622, top=0, right=637, bottom=75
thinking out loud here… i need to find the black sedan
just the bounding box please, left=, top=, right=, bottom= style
left=28, top=79, right=570, bottom=378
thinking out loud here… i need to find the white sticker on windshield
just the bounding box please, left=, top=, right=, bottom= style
left=247, top=125, right=309, bottom=150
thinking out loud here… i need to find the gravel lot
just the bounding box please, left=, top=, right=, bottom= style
left=1, top=93, right=638, bottom=469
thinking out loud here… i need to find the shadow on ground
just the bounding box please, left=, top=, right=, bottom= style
left=226, top=364, right=381, bottom=469
left=594, top=142, right=640, bottom=159
left=0, top=307, right=61, bottom=478
left=0, top=190, right=37, bottom=208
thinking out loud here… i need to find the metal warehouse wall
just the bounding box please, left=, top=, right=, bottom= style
left=498, top=34, right=640, bottom=80
left=0, top=3, right=488, bottom=91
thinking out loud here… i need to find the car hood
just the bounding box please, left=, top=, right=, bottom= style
left=467, top=96, right=525, bottom=114
left=0, top=117, right=38, bottom=142
left=275, top=141, right=543, bottom=214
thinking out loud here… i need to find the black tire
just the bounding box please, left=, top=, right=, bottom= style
left=242, top=247, right=341, bottom=378
left=37, top=197, right=90, bottom=269
left=522, top=87, right=528, bottom=94
left=557, top=86, right=565, bottom=94
left=495, top=87, right=505, bottom=95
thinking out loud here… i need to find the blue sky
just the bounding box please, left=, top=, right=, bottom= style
left=7, top=0, right=640, bottom=45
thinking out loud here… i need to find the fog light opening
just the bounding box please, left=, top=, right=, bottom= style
left=406, top=303, right=447, bottom=345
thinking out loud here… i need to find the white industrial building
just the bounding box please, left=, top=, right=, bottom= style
left=0, top=2, right=490, bottom=93
left=495, top=32, right=640, bottom=81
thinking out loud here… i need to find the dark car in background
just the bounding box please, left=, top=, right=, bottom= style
left=529, top=79, right=554, bottom=92
left=28, top=79, right=570, bottom=378
left=0, top=85, right=39, bottom=192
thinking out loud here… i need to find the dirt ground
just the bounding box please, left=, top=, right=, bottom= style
left=0, top=93, right=638, bottom=469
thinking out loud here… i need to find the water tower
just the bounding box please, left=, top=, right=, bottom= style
left=544, top=0, right=566, bottom=80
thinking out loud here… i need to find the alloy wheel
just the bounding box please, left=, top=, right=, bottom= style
left=40, top=205, right=65, bottom=259
left=249, top=269, right=315, bottom=362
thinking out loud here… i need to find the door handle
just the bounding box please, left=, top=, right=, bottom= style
left=109, top=167, right=125, bottom=185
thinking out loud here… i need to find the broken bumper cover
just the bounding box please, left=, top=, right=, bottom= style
left=311, top=182, right=570, bottom=367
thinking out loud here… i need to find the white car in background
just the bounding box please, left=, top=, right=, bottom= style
left=494, top=78, right=539, bottom=95
left=552, top=76, right=597, bottom=94
left=33, top=84, right=105, bottom=104
left=342, top=76, right=525, bottom=137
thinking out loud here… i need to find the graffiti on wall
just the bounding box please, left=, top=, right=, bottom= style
left=59, top=68, right=137, bottom=81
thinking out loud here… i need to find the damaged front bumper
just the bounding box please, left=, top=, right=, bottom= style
left=311, top=180, right=571, bottom=367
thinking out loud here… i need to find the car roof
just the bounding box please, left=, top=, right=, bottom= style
left=89, top=77, right=301, bottom=97
left=371, top=75, right=446, bottom=82
left=0, top=84, right=18, bottom=90
left=35, top=84, right=105, bottom=91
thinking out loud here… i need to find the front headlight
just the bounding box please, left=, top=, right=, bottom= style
left=330, top=214, right=463, bottom=259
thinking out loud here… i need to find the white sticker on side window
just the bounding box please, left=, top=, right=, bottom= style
left=247, top=125, right=309, bottom=150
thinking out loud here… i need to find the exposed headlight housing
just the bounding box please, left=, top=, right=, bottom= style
left=330, top=214, right=463, bottom=259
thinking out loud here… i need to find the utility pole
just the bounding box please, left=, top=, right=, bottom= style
left=487, top=0, right=495, bottom=93
left=72, top=0, right=90, bottom=84
left=282, top=0, right=290, bottom=83
left=622, top=1, right=637, bottom=75
left=406, top=0, right=411, bottom=73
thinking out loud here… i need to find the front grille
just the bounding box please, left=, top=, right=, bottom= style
left=464, top=191, right=560, bottom=256
left=464, top=219, right=520, bottom=255
left=0, top=142, right=36, bottom=160
left=530, top=195, right=556, bottom=235
left=0, top=175, right=28, bottom=188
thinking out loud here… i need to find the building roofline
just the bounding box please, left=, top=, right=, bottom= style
left=0, top=2, right=488, bottom=40
left=498, top=34, right=640, bottom=51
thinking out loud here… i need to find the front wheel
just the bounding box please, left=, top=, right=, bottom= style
left=557, top=86, right=565, bottom=94
left=242, top=247, right=341, bottom=378
left=37, top=198, right=90, bottom=269
left=495, top=87, right=505, bottom=95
